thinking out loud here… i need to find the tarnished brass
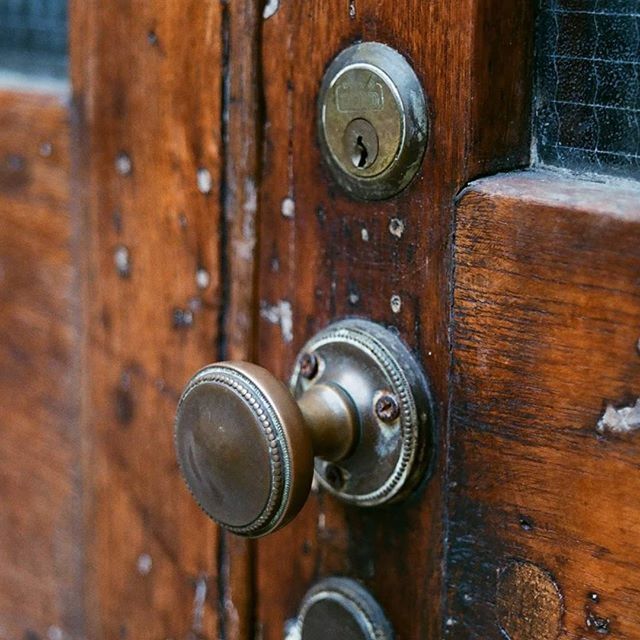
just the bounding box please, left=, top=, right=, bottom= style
left=175, top=319, right=434, bottom=537
left=295, top=577, right=393, bottom=640
left=318, top=42, right=428, bottom=200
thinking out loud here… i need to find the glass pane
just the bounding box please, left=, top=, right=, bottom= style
left=535, top=0, right=640, bottom=178
left=0, top=0, right=68, bottom=79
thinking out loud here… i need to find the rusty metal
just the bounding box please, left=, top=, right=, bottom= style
left=175, top=319, right=434, bottom=537
left=295, top=577, right=393, bottom=640
left=375, top=392, right=400, bottom=423
left=496, top=560, right=563, bottom=640
left=318, top=41, right=428, bottom=201
left=291, top=319, right=434, bottom=507
left=299, top=352, right=319, bottom=380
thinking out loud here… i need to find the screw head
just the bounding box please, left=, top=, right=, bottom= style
left=375, top=392, right=400, bottom=423
left=299, top=352, right=319, bottom=380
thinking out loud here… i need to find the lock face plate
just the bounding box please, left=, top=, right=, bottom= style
left=290, top=319, right=434, bottom=506
left=318, top=42, right=428, bottom=200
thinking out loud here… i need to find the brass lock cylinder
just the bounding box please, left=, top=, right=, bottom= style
left=318, top=42, right=428, bottom=200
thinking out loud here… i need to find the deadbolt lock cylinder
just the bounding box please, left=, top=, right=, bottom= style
left=175, top=320, right=434, bottom=537
left=318, top=42, right=429, bottom=200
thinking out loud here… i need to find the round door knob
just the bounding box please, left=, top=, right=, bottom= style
left=175, top=319, right=434, bottom=537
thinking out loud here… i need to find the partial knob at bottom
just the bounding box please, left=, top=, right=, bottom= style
left=175, top=319, right=434, bottom=538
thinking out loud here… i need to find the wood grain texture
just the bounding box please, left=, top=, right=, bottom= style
left=255, top=2, right=535, bottom=638
left=219, top=0, right=262, bottom=637
left=0, top=91, right=84, bottom=640
left=450, top=170, right=640, bottom=639
left=70, top=2, right=238, bottom=637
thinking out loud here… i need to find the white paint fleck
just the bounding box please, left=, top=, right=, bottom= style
left=113, top=244, right=131, bottom=278
left=115, top=152, right=132, bottom=176
left=318, top=512, right=326, bottom=530
left=263, top=0, right=280, bottom=19
left=260, top=300, right=293, bottom=343
left=197, top=167, right=213, bottom=195
left=281, top=196, right=295, bottom=219
left=284, top=618, right=301, bottom=640
left=349, top=0, right=356, bottom=18
left=597, top=399, right=640, bottom=434
left=389, top=217, right=405, bottom=238
left=192, top=576, right=207, bottom=633
left=446, top=617, right=457, bottom=627
left=243, top=177, right=257, bottom=216
left=349, top=292, right=360, bottom=305
left=361, top=227, right=370, bottom=242
left=137, top=553, right=153, bottom=575
left=47, top=627, right=64, bottom=640
left=390, top=294, right=402, bottom=314
left=235, top=178, right=257, bottom=261
left=196, top=268, right=210, bottom=290
left=39, top=141, right=53, bottom=158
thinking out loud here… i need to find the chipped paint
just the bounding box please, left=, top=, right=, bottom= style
left=47, top=627, right=64, bottom=640
left=390, top=294, right=402, bottom=313
left=39, top=142, right=53, bottom=157
left=284, top=618, right=301, bottom=640
left=172, top=307, right=194, bottom=329
left=361, top=227, right=369, bottom=242
left=597, top=399, right=640, bottom=434
left=260, top=300, right=293, bottom=342
left=136, top=553, right=153, bottom=575
left=263, top=0, right=280, bottom=19
left=196, top=267, right=210, bottom=290
left=115, top=151, right=132, bottom=176
left=235, top=178, right=257, bottom=261
left=197, top=167, right=213, bottom=194
left=349, top=0, right=357, bottom=18
left=389, top=217, right=405, bottom=238
left=192, top=575, right=207, bottom=633
left=281, top=196, right=295, bottom=218
left=113, top=244, right=131, bottom=278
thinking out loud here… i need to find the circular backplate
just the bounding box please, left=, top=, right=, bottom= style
left=296, top=577, right=394, bottom=640
left=318, top=42, right=428, bottom=201
left=291, top=319, right=433, bottom=506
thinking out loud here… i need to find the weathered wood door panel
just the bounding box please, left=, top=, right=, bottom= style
left=449, top=173, right=640, bottom=638
left=255, top=2, right=534, bottom=638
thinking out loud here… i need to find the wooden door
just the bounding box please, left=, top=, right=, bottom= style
left=1, top=1, right=639, bottom=639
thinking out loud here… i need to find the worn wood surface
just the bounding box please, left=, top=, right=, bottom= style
left=450, top=170, right=640, bottom=639
left=0, top=91, right=84, bottom=640
left=69, top=2, right=251, bottom=637
left=255, top=2, right=535, bottom=638
left=219, top=0, right=262, bottom=637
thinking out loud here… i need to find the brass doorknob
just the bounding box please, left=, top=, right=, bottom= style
left=175, top=320, right=434, bottom=537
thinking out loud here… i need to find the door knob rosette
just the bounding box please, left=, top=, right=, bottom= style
left=175, top=319, right=433, bottom=537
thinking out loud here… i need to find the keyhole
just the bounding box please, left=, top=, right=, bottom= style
left=353, top=135, right=369, bottom=168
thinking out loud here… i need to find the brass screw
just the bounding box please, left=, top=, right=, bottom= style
left=299, top=352, right=319, bottom=380
left=375, top=392, right=400, bottom=422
